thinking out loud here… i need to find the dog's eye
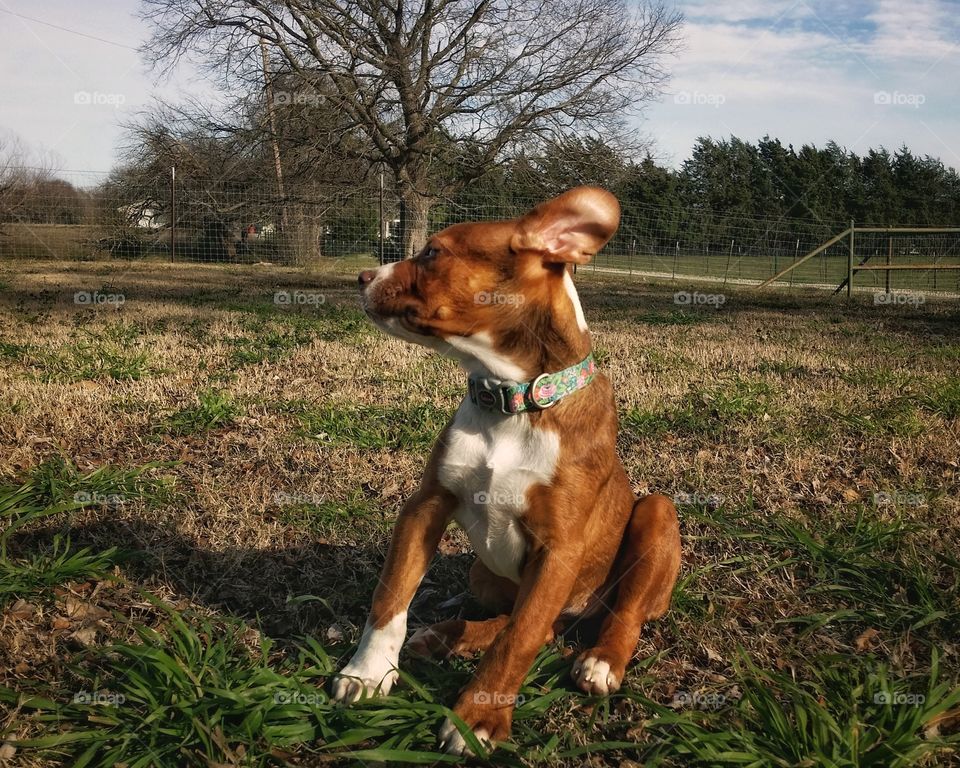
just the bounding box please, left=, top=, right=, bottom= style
left=421, top=246, right=439, bottom=262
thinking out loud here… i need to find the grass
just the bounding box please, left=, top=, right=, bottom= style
left=0, top=458, right=175, bottom=606
left=0, top=534, right=121, bottom=606
left=157, top=389, right=243, bottom=435
left=274, top=491, right=386, bottom=536
left=587, top=247, right=960, bottom=294
left=647, top=650, right=960, bottom=766
left=635, top=309, right=712, bottom=326
left=922, top=377, right=960, bottom=420
left=682, top=503, right=958, bottom=637
left=0, top=257, right=957, bottom=766
left=0, top=322, right=156, bottom=382
left=291, top=401, right=452, bottom=451
left=622, top=376, right=773, bottom=437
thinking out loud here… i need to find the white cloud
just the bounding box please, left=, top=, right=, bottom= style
left=677, top=0, right=813, bottom=24
left=642, top=0, right=959, bottom=170
left=855, top=0, right=960, bottom=61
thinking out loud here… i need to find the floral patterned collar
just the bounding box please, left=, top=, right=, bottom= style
left=467, top=353, right=597, bottom=415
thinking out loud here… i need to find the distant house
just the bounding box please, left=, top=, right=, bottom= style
left=384, top=218, right=401, bottom=239
left=118, top=203, right=164, bottom=229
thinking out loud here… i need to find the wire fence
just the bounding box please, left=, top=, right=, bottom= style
left=2, top=171, right=959, bottom=294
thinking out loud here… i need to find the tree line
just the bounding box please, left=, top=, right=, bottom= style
left=3, top=130, right=958, bottom=263
left=455, top=135, right=960, bottom=229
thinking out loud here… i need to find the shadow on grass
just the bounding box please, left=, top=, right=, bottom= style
left=5, top=516, right=486, bottom=641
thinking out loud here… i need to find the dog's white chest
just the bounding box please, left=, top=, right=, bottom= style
left=437, top=402, right=560, bottom=583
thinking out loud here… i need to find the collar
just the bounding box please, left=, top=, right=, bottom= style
left=467, top=353, right=597, bottom=414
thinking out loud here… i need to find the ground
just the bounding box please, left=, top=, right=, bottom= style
left=0, top=256, right=958, bottom=767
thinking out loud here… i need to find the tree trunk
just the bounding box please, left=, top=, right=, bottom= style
left=398, top=184, right=432, bottom=260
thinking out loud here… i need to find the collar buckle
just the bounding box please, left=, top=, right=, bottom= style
left=468, top=377, right=519, bottom=415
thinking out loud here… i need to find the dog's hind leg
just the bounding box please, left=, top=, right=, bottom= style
left=407, top=616, right=514, bottom=658
left=406, top=559, right=531, bottom=659
left=468, top=558, right=519, bottom=614
left=571, top=493, right=681, bottom=696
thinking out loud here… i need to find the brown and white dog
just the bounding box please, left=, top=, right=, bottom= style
left=332, top=186, right=681, bottom=755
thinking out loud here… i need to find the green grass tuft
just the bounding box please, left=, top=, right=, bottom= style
left=158, top=389, right=243, bottom=435
left=623, top=377, right=773, bottom=437
left=646, top=650, right=960, bottom=766
left=295, top=402, right=452, bottom=451
left=922, top=377, right=960, bottom=420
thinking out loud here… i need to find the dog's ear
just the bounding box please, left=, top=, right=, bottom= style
left=511, top=186, right=621, bottom=265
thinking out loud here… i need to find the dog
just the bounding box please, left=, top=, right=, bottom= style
left=331, top=186, right=682, bottom=756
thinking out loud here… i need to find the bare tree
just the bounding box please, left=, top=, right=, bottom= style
left=0, top=135, right=59, bottom=232
left=141, top=0, right=682, bottom=257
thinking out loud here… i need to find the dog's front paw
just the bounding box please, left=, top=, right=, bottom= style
left=331, top=663, right=398, bottom=703
left=438, top=688, right=514, bottom=756
left=331, top=614, right=407, bottom=703
left=571, top=649, right=624, bottom=696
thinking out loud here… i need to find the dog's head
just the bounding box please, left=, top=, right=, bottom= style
left=358, top=186, right=620, bottom=379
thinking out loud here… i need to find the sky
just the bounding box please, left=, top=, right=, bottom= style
left=0, top=0, right=957, bottom=178
left=645, top=0, right=960, bottom=169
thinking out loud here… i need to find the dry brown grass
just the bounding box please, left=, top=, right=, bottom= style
left=1, top=256, right=958, bottom=766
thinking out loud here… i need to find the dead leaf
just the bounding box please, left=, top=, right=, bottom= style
left=7, top=600, right=36, bottom=620
left=925, top=708, right=960, bottom=739
left=703, top=646, right=724, bottom=664
left=842, top=488, right=861, bottom=502
left=64, top=597, right=109, bottom=622
left=70, top=626, right=98, bottom=646
left=52, top=616, right=72, bottom=630
left=854, top=628, right=879, bottom=652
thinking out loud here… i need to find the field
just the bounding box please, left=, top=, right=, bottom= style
left=4, top=221, right=959, bottom=294
left=1, top=257, right=958, bottom=766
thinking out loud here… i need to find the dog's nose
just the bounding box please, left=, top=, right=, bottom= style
left=358, top=270, right=376, bottom=288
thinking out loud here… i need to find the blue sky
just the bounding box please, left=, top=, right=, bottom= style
left=0, top=0, right=957, bottom=177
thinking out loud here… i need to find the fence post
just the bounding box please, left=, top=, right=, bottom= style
left=169, top=165, right=176, bottom=263
left=886, top=236, right=892, bottom=293
left=378, top=169, right=385, bottom=265
left=846, top=219, right=855, bottom=297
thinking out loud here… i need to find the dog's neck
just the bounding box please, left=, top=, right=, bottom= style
left=449, top=269, right=591, bottom=383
